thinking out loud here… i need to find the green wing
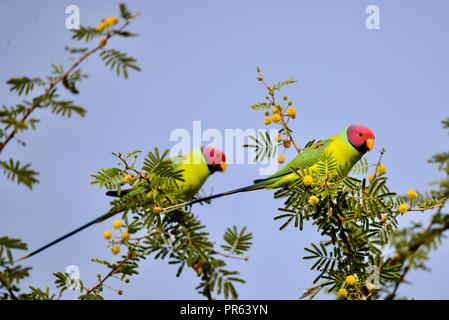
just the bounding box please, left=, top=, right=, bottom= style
left=253, top=139, right=332, bottom=185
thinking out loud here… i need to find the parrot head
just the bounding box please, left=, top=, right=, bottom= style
left=347, top=124, right=375, bottom=154
left=202, top=146, right=227, bottom=174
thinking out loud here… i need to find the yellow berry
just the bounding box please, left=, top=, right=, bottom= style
left=96, top=22, right=107, bottom=32
left=112, top=219, right=122, bottom=229
left=103, top=16, right=119, bottom=27
left=121, top=231, right=130, bottom=242
left=283, top=96, right=288, bottom=101
left=103, top=230, right=112, bottom=240
left=272, top=106, right=280, bottom=113
left=275, top=135, right=283, bottom=142
left=283, top=140, right=291, bottom=148
left=376, top=164, right=386, bottom=175
left=152, top=206, right=162, bottom=215
left=407, top=189, right=418, bottom=200
left=398, top=203, right=409, bottom=214
left=271, top=113, right=281, bottom=123
left=263, top=117, right=272, bottom=125
left=367, top=175, right=374, bottom=182
left=99, top=37, right=108, bottom=47
left=124, top=174, right=133, bottom=184
left=303, top=175, right=313, bottom=186
left=345, top=275, right=357, bottom=286
left=308, top=195, right=319, bottom=206
left=111, top=246, right=120, bottom=255
left=278, top=155, right=285, bottom=164
left=287, top=107, right=297, bottom=117
left=380, top=215, right=388, bottom=224
left=337, top=288, right=348, bottom=299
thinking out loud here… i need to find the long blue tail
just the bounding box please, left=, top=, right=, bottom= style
left=15, top=209, right=123, bottom=262
left=15, top=182, right=264, bottom=262
left=160, top=182, right=265, bottom=214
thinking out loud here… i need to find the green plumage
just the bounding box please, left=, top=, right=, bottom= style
left=108, top=147, right=211, bottom=200
left=160, top=126, right=367, bottom=215
left=170, top=147, right=212, bottom=200
left=253, top=127, right=362, bottom=189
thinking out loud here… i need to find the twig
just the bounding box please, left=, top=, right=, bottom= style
left=256, top=68, right=301, bottom=155
left=0, top=20, right=131, bottom=155
left=386, top=207, right=449, bottom=299
left=213, top=251, right=249, bottom=262
left=372, top=148, right=386, bottom=179
left=0, top=274, right=18, bottom=300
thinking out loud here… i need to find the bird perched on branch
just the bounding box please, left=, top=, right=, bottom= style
left=17, top=146, right=226, bottom=261
left=160, top=124, right=375, bottom=214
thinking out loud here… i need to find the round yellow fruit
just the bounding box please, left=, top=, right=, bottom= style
left=338, top=288, right=348, bottom=299
left=103, top=230, right=112, bottom=240
left=345, top=275, right=357, bottom=286
left=308, top=195, right=319, bottom=206
left=152, top=206, right=162, bottom=215
left=121, top=231, right=130, bottom=242
left=303, top=175, right=313, bottom=186
left=111, top=246, right=120, bottom=255
left=287, top=107, right=297, bottom=117
left=407, top=189, right=418, bottom=200
left=263, top=117, right=272, bottom=125
left=103, top=16, right=119, bottom=27
left=278, top=155, right=285, bottom=164
left=398, top=203, right=409, bottom=214
left=112, top=219, right=122, bottom=229
left=271, top=113, right=281, bottom=123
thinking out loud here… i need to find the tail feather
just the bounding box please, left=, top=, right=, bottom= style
left=15, top=209, right=123, bottom=263
left=160, top=181, right=266, bottom=215
left=16, top=182, right=265, bottom=262
left=105, top=189, right=131, bottom=197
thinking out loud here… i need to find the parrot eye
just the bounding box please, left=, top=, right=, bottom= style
left=358, top=133, right=363, bottom=137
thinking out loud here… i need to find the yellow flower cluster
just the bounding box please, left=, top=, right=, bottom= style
left=113, top=219, right=122, bottom=229
left=278, top=155, right=285, bottom=164
left=308, top=195, right=319, bottom=206
left=124, top=174, right=133, bottom=184
left=96, top=16, right=120, bottom=32
left=303, top=175, right=313, bottom=186
left=345, top=275, right=357, bottom=286
left=152, top=206, right=162, bottom=215
left=407, top=189, right=418, bottom=200
left=398, top=203, right=409, bottom=214
left=111, top=246, right=120, bottom=255
left=262, top=101, right=297, bottom=127
left=103, top=219, right=132, bottom=255
left=337, top=288, right=348, bottom=299
left=376, top=164, right=386, bottom=175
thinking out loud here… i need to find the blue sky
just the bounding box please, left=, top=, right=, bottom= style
left=1, top=0, right=448, bottom=299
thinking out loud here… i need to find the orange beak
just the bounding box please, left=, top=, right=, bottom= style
left=220, top=162, right=227, bottom=172
left=366, top=138, right=375, bottom=151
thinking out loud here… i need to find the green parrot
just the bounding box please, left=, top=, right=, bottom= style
left=17, top=146, right=227, bottom=261
left=106, top=146, right=227, bottom=201
left=160, top=124, right=375, bottom=214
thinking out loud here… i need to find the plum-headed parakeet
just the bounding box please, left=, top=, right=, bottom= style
left=18, top=146, right=226, bottom=261
left=161, top=124, right=375, bottom=213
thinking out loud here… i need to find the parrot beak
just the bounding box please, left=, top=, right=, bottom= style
left=220, top=162, right=227, bottom=172
left=366, top=138, right=375, bottom=151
